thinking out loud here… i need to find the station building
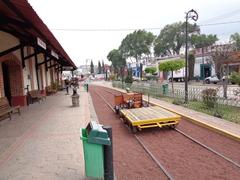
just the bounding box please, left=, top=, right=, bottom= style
left=0, top=0, right=76, bottom=107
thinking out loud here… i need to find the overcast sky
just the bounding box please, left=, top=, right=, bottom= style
left=28, top=0, right=240, bottom=66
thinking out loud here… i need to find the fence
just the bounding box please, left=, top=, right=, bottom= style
left=112, top=81, right=240, bottom=123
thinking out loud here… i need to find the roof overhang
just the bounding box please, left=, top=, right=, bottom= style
left=0, top=0, right=77, bottom=69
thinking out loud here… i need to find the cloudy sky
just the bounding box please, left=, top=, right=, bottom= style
left=28, top=0, right=240, bottom=66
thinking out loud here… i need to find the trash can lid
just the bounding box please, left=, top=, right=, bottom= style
left=86, top=121, right=111, bottom=145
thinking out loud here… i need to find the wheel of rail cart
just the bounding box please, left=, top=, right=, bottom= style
left=122, top=117, right=127, bottom=124
left=170, top=124, right=176, bottom=129
left=119, top=112, right=123, bottom=118
left=130, top=124, right=138, bottom=133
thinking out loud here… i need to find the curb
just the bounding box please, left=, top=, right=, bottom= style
left=148, top=100, right=240, bottom=142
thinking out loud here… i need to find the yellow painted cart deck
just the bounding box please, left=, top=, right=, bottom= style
left=120, top=106, right=181, bottom=132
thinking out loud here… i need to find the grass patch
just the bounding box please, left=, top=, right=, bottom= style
left=182, top=101, right=240, bottom=124
left=155, top=96, right=240, bottom=124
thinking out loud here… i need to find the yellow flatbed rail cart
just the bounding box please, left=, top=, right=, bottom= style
left=120, top=106, right=181, bottom=133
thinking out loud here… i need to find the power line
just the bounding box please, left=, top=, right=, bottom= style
left=50, top=19, right=240, bottom=32
left=199, top=9, right=240, bottom=23
left=199, top=20, right=240, bottom=26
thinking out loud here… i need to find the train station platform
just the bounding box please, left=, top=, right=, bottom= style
left=93, top=81, right=240, bottom=141
left=0, top=86, right=94, bottom=180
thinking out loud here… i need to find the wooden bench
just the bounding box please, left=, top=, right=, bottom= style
left=45, top=86, right=57, bottom=96
left=0, top=97, right=21, bottom=120
left=28, top=90, right=46, bottom=103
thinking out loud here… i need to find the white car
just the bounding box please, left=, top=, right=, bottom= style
left=204, top=75, right=220, bottom=84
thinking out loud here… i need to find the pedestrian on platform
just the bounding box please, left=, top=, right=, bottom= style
left=65, top=79, right=70, bottom=95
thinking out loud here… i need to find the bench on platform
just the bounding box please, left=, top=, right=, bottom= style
left=0, top=97, right=21, bottom=120
left=28, top=90, right=46, bottom=103
left=45, top=86, right=57, bottom=96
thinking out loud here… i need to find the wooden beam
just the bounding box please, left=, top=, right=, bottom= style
left=20, top=42, right=25, bottom=68
left=37, top=57, right=52, bottom=66
left=0, top=44, right=21, bottom=57
left=23, top=52, right=38, bottom=61
left=0, top=26, right=33, bottom=44
left=0, top=12, right=30, bottom=28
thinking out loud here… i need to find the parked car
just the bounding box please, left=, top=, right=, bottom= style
left=204, top=75, right=220, bottom=84
left=204, top=75, right=235, bottom=84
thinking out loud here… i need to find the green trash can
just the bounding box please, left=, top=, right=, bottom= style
left=83, top=84, right=89, bottom=92
left=162, top=84, right=168, bottom=95
left=80, top=121, right=110, bottom=179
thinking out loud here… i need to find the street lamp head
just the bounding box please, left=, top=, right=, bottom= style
left=186, top=9, right=198, bottom=21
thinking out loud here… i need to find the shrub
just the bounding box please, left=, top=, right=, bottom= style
left=201, top=88, right=218, bottom=108
left=145, top=67, right=157, bottom=75
left=172, top=98, right=184, bottom=105
left=125, top=75, right=133, bottom=84
left=229, top=72, right=240, bottom=86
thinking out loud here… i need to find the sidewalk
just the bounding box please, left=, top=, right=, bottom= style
left=92, top=81, right=240, bottom=141
left=0, top=87, right=92, bottom=180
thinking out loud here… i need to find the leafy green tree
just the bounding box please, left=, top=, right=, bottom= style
left=145, top=67, right=157, bottom=75
left=191, top=34, right=218, bottom=48
left=120, top=30, right=155, bottom=61
left=90, top=60, right=94, bottom=74
left=158, top=60, right=185, bottom=94
left=190, top=34, right=218, bottom=79
left=119, top=30, right=155, bottom=78
left=154, top=22, right=198, bottom=56
left=107, top=49, right=126, bottom=77
left=230, top=32, right=240, bottom=50
left=98, top=61, right=102, bottom=74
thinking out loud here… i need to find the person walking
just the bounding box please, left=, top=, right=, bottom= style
left=65, top=79, right=70, bottom=95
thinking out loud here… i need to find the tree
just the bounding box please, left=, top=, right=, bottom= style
left=107, top=49, right=126, bottom=78
left=230, top=32, right=240, bottom=50
left=158, top=60, right=185, bottom=94
left=154, top=22, right=198, bottom=56
left=98, top=61, right=102, bottom=74
left=102, top=60, right=105, bottom=74
left=90, top=60, right=94, bottom=74
left=120, top=30, right=155, bottom=61
left=119, top=30, right=155, bottom=78
left=188, top=53, right=195, bottom=80
left=190, top=34, right=218, bottom=79
left=145, top=67, right=157, bottom=75
left=191, top=34, right=218, bottom=49
left=211, top=44, right=237, bottom=98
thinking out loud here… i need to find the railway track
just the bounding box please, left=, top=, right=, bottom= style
left=91, top=85, right=240, bottom=179
left=92, top=87, right=173, bottom=180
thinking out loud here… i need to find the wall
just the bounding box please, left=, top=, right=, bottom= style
left=0, top=62, right=4, bottom=97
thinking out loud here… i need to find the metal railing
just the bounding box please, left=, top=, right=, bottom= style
left=112, top=81, right=240, bottom=123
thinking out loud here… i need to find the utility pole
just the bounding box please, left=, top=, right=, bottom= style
left=184, top=9, right=198, bottom=103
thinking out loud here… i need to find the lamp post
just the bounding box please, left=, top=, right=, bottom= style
left=184, top=9, right=198, bottom=103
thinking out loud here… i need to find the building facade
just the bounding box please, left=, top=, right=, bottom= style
left=0, top=0, right=76, bottom=106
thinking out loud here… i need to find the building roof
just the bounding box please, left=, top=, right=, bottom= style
left=0, top=0, right=76, bottom=69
